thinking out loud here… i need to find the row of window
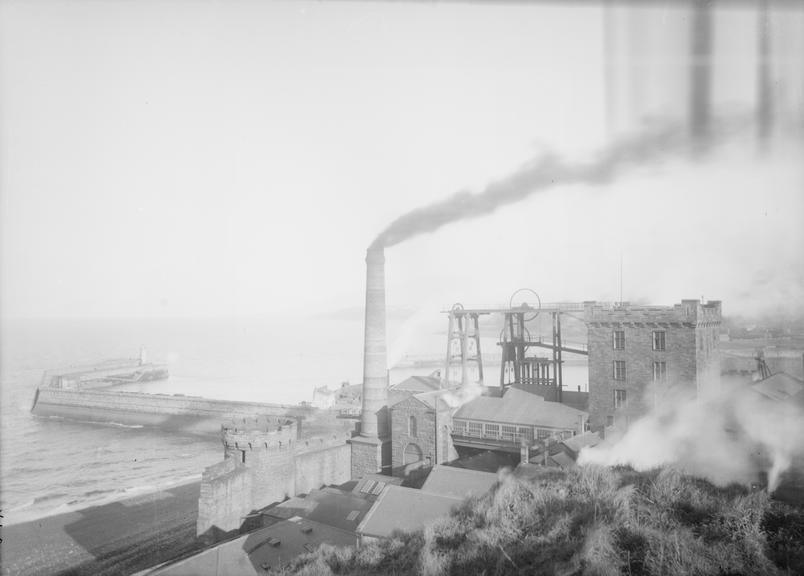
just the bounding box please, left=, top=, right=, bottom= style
left=612, top=360, right=667, bottom=381
left=612, top=330, right=666, bottom=351
left=452, top=420, right=572, bottom=443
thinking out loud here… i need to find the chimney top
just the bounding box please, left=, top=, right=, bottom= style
left=366, top=245, right=385, bottom=263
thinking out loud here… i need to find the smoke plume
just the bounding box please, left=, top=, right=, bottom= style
left=371, top=123, right=691, bottom=249
left=578, top=378, right=804, bottom=491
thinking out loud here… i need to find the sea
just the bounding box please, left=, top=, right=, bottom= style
left=0, top=314, right=588, bottom=526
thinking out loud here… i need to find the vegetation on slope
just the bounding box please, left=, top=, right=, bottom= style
left=275, top=466, right=804, bottom=576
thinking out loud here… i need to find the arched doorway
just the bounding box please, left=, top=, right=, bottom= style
left=403, top=442, right=423, bottom=465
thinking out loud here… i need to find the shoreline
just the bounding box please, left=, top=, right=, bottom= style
left=4, top=474, right=203, bottom=528
left=1, top=480, right=205, bottom=576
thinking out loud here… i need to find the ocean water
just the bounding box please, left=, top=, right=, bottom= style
left=0, top=315, right=588, bottom=525
left=0, top=315, right=365, bottom=526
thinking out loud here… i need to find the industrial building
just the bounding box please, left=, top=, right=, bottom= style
left=584, top=299, right=722, bottom=431
left=348, top=246, right=727, bottom=478
left=451, top=388, right=586, bottom=454
left=193, top=243, right=726, bottom=544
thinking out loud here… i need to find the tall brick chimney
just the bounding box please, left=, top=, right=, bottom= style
left=350, top=246, right=391, bottom=478
left=361, top=246, right=389, bottom=438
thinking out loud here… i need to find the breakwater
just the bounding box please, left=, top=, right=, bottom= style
left=31, top=387, right=314, bottom=436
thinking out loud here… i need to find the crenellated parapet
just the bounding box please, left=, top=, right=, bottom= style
left=198, top=421, right=352, bottom=542
left=584, top=299, right=722, bottom=328
left=221, top=418, right=297, bottom=460
left=296, top=432, right=353, bottom=454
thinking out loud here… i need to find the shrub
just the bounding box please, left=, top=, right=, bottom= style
left=272, top=467, right=804, bottom=576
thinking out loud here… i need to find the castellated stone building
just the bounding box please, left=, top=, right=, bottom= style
left=197, top=417, right=352, bottom=543
left=584, top=299, right=721, bottom=431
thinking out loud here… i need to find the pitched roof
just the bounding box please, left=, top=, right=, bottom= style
left=751, top=372, right=804, bottom=406
left=264, top=487, right=374, bottom=532
left=356, top=486, right=460, bottom=539
left=453, top=387, right=587, bottom=429
left=150, top=518, right=355, bottom=575
left=561, top=432, right=601, bottom=455
left=389, top=388, right=455, bottom=411
left=413, top=389, right=454, bottom=411
left=420, top=465, right=498, bottom=500
left=547, top=452, right=576, bottom=469
left=390, top=375, right=441, bottom=394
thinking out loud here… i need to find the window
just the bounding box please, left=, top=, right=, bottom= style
left=501, top=425, right=517, bottom=442
left=612, top=330, right=625, bottom=350
left=613, top=360, right=626, bottom=380
left=653, top=361, right=667, bottom=383
left=468, top=422, right=482, bottom=438
left=606, top=415, right=614, bottom=427
left=518, top=427, right=533, bottom=442
left=614, top=389, right=627, bottom=409
left=408, top=415, right=417, bottom=438
left=453, top=420, right=467, bottom=436
left=484, top=423, right=499, bottom=439
left=652, top=331, right=666, bottom=351
left=536, top=428, right=551, bottom=440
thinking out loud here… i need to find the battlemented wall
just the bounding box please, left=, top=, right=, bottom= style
left=584, top=300, right=721, bottom=431
left=197, top=419, right=352, bottom=542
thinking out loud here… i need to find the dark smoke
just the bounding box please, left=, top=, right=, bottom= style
left=372, top=124, right=690, bottom=249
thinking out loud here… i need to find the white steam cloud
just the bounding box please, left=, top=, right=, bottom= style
left=578, top=378, right=804, bottom=491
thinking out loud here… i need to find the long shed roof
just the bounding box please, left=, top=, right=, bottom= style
left=453, top=387, right=586, bottom=429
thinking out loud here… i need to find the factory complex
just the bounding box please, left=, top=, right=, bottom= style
left=138, top=243, right=804, bottom=576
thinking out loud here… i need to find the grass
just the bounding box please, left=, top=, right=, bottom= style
left=272, top=466, right=804, bottom=576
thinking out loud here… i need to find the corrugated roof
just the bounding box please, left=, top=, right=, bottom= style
left=357, top=486, right=460, bottom=538
left=420, top=466, right=498, bottom=500
left=454, top=387, right=587, bottom=429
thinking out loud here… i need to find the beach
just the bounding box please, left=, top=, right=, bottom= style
left=1, top=481, right=204, bottom=576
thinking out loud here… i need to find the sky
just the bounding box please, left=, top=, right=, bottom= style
left=1, top=0, right=803, bottom=321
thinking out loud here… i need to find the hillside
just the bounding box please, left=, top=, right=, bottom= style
left=274, top=466, right=804, bottom=576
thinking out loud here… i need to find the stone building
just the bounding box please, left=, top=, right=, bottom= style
left=389, top=389, right=457, bottom=477
left=584, top=299, right=721, bottom=431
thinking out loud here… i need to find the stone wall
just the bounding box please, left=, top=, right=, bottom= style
left=295, top=440, right=352, bottom=494
left=585, top=300, right=721, bottom=430
left=196, top=458, right=253, bottom=543
left=435, top=409, right=458, bottom=466
left=350, top=436, right=390, bottom=478
left=389, top=396, right=456, bottom=477
left=197, top=422, right=352, bottom=542
left=390, top=396, right=437, bottom=476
